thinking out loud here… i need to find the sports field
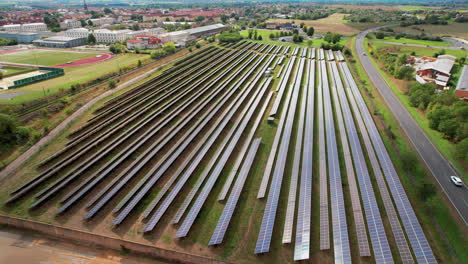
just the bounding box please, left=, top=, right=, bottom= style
left=267, top=13, right=360, bottom=36
left=0, top=50, right=98, bottom=66
left=0, top=53, right=150, bottom=103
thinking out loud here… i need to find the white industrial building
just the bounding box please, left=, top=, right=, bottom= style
left=88, top=17, right=115, bottom=26
left=94, top=29, right=132, bottom=43
left=159, top=31, right=189, bottom=45
left=64, top=28, right=90, bottom=38
left=2, top=23, right=48, bottom=32
left=60, top=19, right=81, bottom=29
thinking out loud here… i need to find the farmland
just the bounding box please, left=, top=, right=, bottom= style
left=0, top=41, right=453, bottom=263
left=0, top=49, right=98, bottom=66
left=392, top=23, right=468, bottom=39
left=267, top=13, right=360, bottom=36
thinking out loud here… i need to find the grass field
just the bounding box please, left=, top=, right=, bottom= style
left=267, top=13, right=359, bottom=36
left=0, top=53, right=150, bottom=104
left=369, top=41, right=468, bottom=59
left=240, top=29, right=283, bottom=40
left=375, top=36, right=451, bottom=47
left=242, top=34, right=348, bottom=47
left=392, top=23, right=468, bottom=39
left=0, top=66, right=35, bottom=77
left=0, top=50, right=98, bottom=66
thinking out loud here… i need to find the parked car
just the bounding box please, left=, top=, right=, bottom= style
left=450, top=176, right=463, bottom=186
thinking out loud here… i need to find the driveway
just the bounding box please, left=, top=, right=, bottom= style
left=356, top=27, right=468, bottom=225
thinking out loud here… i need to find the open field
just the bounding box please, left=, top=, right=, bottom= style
left=368, top=41, right=468, bottom=59
left=376, top=36, right=451, bottom=47
left=0, top=42, right=457, bottom=264
left=0, top=66, right=35, bottom=78
left=326, top=4, right=398, bottom=10
left=240, top=29, right=283, bottom=40
left=0, top=53, right=150, bottom=104
left=0, top=50, right=98, bottom=66
left=267, top=13, right=360, bottom=36
left=392, top=23, right=468, bottom=39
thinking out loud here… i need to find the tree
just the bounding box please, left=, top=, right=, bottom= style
left=220, top=14, right=229, bottom=23
left=87, top=33, right=96, bottom=44
left=132, top=24, right=140, bottom=30
left=108, top=79, right=116, bottom=89
left=195, top=43, right=201, bottom=48
left=218, top=31, right=242, bottom=43
left=456, top=138, right=468, bottom=162
left=104, top=7, right=112, bottom=14
left=375, top=31, right=385, bottom=39
left=88, top=20, right=94, bottom=26
left=257, top=35, right=263, bottom=40
left=137, top=60, right=142, bottom=67
left=151, top=50, right=166, bottom=59
left=195, top=15, right=205, bottom=22
left=0, top=71, right=2, bottom=80
left=109, top=43, right=126, bottom=54
left=292, top=34, right=303, bottom=43
left=307, top=40, right=313, bottom=47
left=163, top=42, right=176, bottom=54
left=80, top=19, right=87, bottom=27
left=307, top=27, right=314, bottom=36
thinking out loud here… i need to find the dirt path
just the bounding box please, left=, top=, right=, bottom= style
left=0, top=52, right=187, bottom=182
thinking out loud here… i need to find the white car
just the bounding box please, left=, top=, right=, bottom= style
left=450, top=176, right=463, bottom=186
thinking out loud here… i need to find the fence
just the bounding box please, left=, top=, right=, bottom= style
left=0, top=214, right=231, bottom=264
left=9, top=67, right=64, bottom=89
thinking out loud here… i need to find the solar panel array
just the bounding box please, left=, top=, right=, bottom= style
left=320, top=59, right=351, bottom=263
left=255, top=58, right=305, bottom=254
left=339, top=62, right=415, bottom=263
left=209, top=138, right=262, bottom=245
left=341, top=62, right=437, bottom=264
left=294, top=56, right=315, bottom=261
left=328, top=60, right=371, bottom=257
left=317, top=58, right=330, bottom=250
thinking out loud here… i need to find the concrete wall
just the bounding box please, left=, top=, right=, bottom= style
left=0, top=214, right=231, bottom=264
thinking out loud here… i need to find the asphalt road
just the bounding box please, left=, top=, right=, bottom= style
left=356, top=27, right=468, bottom=225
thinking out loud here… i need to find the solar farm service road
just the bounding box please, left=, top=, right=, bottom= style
left=356, top=28, right=468, bottom=225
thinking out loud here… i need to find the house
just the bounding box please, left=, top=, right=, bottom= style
left=415, top=55, right=456, bottom=89
left=60, top=19, right=81, bottom=29
left=126, top=35, right=162, bottom=50
left=266, top=22, right=278, bottom=29
left=455, top=65, right=468, bottom=101
left=279, top=23, right=293, bottom=31
left=2, top=22, right=48, bottom=32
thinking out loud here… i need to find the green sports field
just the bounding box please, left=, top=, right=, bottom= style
left=0, top=50, right=97, bottom=66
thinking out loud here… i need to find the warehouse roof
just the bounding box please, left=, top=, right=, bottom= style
left=456, top=65, right=468, bottom=92
left=184, top=23, right=226, bottom=35
left=419, top=55, right=456, bottom=76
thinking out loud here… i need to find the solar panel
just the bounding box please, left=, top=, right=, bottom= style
left=176, top=70, right=273, bottom=238
left=339, top=62, right=415, bottom=263
left=209, top=138, right=262, bottom=245
left=309, top=48, right=316, bottom=59
left=282, top=59, right=306, bottom=243
left=341, top=62, right=436, bottom=264
left=321, top=60, right=351, bottom=263
left=255, top=58, right=305, bottom=254
left=330, top=61, right=382, bottom=258
left=294, top=58, right=315, bottom=261
left=270, top=57, right=296, bottom=115
left=218, top=86, right=273, bottom=201
left=317, top=60, right=330, bottom=250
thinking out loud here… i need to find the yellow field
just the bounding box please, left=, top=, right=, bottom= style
left=267, top=13, right=360, bottom=36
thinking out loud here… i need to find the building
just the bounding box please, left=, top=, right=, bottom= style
left=88, top=17, right=115, bottom=26
left=266, top=22, right=278, bottom=29
left=93, top=29, right=131, bottom=43
left=60, top=19, right=81, bottom=29
left=0, top=31, right=39, bottom=43
left=184, top=23, right=228, bottom=39
left=126, top=35, right=162, bottom=50
left=455, top=65, right=468, bottom=101
left=64, top=28, right=90, bottom=38
left=159, top=31, right=189, bottom=45
left=126, top=27, right=164, bottom=38
left=2, top=22, right=48, bottom=32
left=415, top=55, right=456, bottom=89
left=32, top=36, right=87, bottom=48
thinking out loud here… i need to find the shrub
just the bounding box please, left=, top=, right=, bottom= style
left=108, top=79, right=116, bottom=89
